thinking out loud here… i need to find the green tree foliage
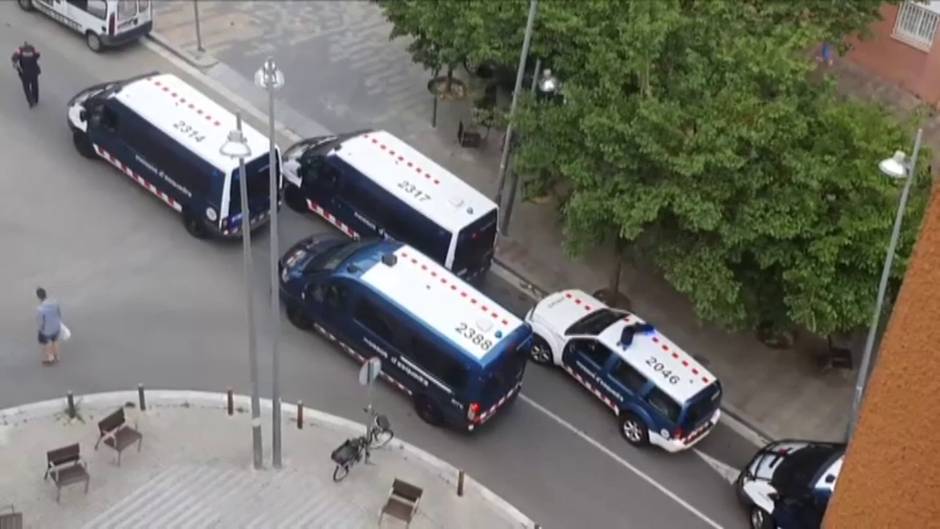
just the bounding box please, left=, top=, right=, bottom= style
left=381, top=0, right=928, bottom=336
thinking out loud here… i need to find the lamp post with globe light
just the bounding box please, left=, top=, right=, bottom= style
left=254, top=57, right=285, bottom=469
left=847, top=128, right=923, bottom=440
left=219, top=113, right=263, bottom=470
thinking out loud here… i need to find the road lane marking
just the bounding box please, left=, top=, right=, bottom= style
left=693, top=449, right=741, bottom=485
left=520, top=394, right=725, bottom=529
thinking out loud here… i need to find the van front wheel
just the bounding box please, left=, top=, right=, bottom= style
left=287, top=306, right=312, bottom=330
left=86, top=32, right=103, bottom=52
left=72, top=131, right=97, bottom=159
left=183, top=210, right=209, bottom=239
left=619, top=413, right=649, bottom=446
left=414, top=395, right=443, bottom=426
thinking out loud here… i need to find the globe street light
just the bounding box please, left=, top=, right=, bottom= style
left=219, top=113, right=263, bottom=470
left=847, top=128, right=923, bottom=440
left=254, top=57, right=285, bottom=469
left=536, top=68, right=560, bottom=100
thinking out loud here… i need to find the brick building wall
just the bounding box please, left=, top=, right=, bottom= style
left=823, top=182, right=940, bottom=527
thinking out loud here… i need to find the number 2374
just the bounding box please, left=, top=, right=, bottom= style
left=455, top=322, right=493, bottom=351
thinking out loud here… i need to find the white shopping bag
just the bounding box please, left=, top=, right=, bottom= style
left=59, top=323, right=72, bottom=342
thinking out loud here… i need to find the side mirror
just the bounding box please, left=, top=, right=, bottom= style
left=79, top=109, right=87, bottom=121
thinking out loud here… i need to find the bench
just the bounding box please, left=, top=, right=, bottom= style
left=0, top=505, right=23, bottom=529
left=378, top=478, right=423, bottom=527
left=94, top=408, right=142, bottom=466
left=43, top=444, right=90, bottom=503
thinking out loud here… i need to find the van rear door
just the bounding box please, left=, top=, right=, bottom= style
left=452, top=208, right=497, bottom=278
left=115, top=0, right=150, bottom=33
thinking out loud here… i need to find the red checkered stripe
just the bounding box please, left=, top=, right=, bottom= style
left=361, top=132, right=441, bottom=186
left=622, top=313, right=711, bottom=385
left=563, top=365, right=620, bottom=416
left=312, top=323, right=412, bottom=396
left=476, top=383, right=522, bottom=423
left=306, top=199, right=360, bottom=240
left=93, top=144, right=182, bottom=212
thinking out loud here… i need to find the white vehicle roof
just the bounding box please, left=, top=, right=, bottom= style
left=331, top=130, right=497, bottom=234
left=551, top=289, right=717, bottom=404
left=113, top=73, right=270, bottom=172
left=360, top=244, right=523, bottom=362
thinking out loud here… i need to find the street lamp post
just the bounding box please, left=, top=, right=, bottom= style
left=847, top=127, right=923, bottom=439
left=255, top=57, right=285, bottom=469
left=220, top=113, right=263, bottom=469
left=494, top=0, right=538, bottom=236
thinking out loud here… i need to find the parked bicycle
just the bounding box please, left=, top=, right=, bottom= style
left=330, top=406, right=394, bottom=482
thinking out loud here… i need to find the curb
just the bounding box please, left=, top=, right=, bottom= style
left=146, top=31, right=218, bottom=69
left=0, top=390, right=536, bottom=529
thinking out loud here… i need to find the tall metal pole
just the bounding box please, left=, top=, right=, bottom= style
left=494, top=0, right=538, bottom=235
left=193, top=0, right=204, bottom=52
left=235, top=113, right=263, bottom=469
left=265, top=59, right=283, bottom=469
left=847, top=128, right=923, bottom=439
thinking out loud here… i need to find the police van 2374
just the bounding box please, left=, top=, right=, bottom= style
left=282, top=130, right=498, bottom=282
left=67, top=72, right=280, bottom=239
left=279, top=236, right=532, bottom=430
left=525, top=289, right=722, bottom=452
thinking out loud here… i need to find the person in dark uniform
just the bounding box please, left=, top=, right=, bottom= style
left=11, top=41, right=41, bottom=108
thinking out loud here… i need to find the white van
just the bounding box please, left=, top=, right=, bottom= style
left=18, top=0, right=152, bottom=52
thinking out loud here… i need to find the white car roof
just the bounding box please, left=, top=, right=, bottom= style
left=562, top=290, right=718, bottom=404
left=331, top=130, right=497, bottom=234
left=114, top=73, right=270, bottom=172
left=360, top=245, right=522, bottom=361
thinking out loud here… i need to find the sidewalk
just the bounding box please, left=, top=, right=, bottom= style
left=147, top=1, right=856, bottom=442
left=0, top=391, right=532, bottom=529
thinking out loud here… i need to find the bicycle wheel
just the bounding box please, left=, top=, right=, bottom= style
left=371, top=428, right=394, bottom=448
left=332, top=463, right=350, bottom=482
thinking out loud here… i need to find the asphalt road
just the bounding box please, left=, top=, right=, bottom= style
left=1, top=5, right=758, bottom=529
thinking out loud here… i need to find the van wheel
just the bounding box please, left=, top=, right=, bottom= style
left=749, top=506, right=774, bottom=529
left=619, top=413, right=649, bottom=446
left=17, top=0, right=33, bottom=11
left=86, top=32, right=103, bottom=53
left=182, top=210, right=209, bottom=239
left=414, top=395, right=443, bottom=426
left=284, top=186, right=307, bottom=213
left=286, top=306, right=312, bottom=330
left=72, top=131, right=97, bottom=159
left=528, top=335, right=553, bottom=366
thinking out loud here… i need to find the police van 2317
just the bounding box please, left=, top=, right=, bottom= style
left=279, top=236, right=532, bottom=430
left=67, top=72, right=280, bottom=239
left=525, top=289, right=722, bottom=452
left=282, top=130, right=498, bottom=282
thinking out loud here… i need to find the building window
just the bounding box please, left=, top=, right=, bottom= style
left=893, top=1, right=940, bottom=51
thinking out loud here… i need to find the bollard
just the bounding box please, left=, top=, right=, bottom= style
left=457, top=469, right=465, bottom=497
left=226, top=387, right=234, bottom=416
left=296, top=400, right=303, bottom=429
left=138, top=383, right=146, bottom=411
left=66, top=391, right=76, bottom=419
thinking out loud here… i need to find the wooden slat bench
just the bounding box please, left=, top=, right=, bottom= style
left=43, top=444, right=90, bottom=503
left=94, top=408, right=142, bottom=466
left=379, top=478, right=423, bottom=527
left=0, top=505, right=23, bottom=529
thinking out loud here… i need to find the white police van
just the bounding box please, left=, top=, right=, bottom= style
left=67, top=72, right=280, bottom=238
left=282, top=130, right=498, bottom=282
left=736, top=440, right=845, bottom=529
left=525, top=289, right=721, bottom=451
left=279, top=236, right=532, bottom=430
left=18, top=0, right=152, bottom=52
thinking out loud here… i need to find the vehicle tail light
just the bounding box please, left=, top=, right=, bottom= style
left=675, top=427, right=685, bottom=441
left=467, top=402, right=481, bottom=422
left=108, top=14, right=115, bottom=36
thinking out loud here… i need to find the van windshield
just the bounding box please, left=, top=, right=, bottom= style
left=453, top=209, right=497, bottom=275
left=566, top=309, right=623, bottom=336
left=313, top=240, right=373, bottom=272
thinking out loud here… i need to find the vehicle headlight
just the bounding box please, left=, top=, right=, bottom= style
left=285, top=249, right=307, bottom=269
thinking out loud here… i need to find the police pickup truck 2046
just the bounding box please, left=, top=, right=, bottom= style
left=525, top=289, right=721, bottom=452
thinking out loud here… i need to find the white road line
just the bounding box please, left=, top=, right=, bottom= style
left=519, top=394, right=726, bottom=529
left=693, top=449, right=741, bottom=485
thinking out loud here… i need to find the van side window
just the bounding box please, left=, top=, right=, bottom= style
left=324, top=282, right=348, bottom=310
left=100, top=104, right=119, bottom=132
left=320, top=163, right=340, bottom=192
left=646, top=388, right=681, bottom=423
left=608, top=360, right=647, bottom=393
left=352, top=298, right=395, bottom=344
left=408, top=335, right=469, bottom=391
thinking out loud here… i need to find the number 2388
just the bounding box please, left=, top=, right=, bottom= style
left=455, top=322, right=493, bottom=351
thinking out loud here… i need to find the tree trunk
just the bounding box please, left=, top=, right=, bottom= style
left=609, top=237, right=625, bottom=296
left=445, top=65, right=454, bottom=92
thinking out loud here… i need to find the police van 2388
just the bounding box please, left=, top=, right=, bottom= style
left=18, top=0, right=153, bottom=53
left=525, top=289, right=722, bottom=451
left=279, top=236, right=532, bottom=430
left=67, top=72, right=280, bottom=238
left=282, top=130, right=498, bottom=282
